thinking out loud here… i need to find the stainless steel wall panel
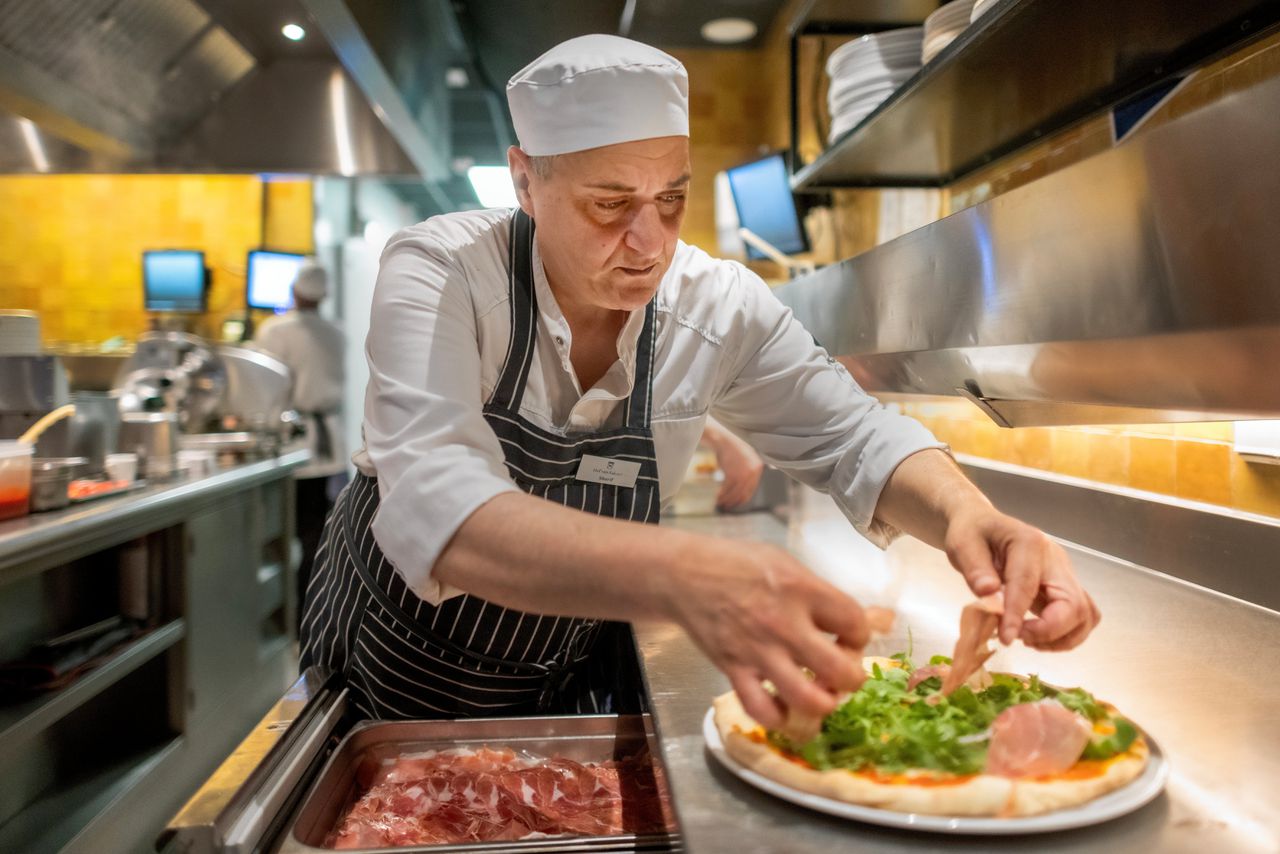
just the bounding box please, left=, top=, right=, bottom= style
left=775, top=72, right=1280, bottom=425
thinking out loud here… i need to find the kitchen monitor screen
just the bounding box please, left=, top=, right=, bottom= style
left=725, top=153, right=808, bottom=261
left=143, top=250, right=206, bottom=312
left=247, top=250, right=306, bottom=312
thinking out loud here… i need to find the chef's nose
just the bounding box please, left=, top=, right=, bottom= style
left=624, top=202, right=663, bottom=257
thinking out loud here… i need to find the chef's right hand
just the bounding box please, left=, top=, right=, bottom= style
left=666, top=540, right=870, bottom=729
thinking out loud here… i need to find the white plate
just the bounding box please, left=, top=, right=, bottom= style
left=828, top=50, right=920, bottom=79
left=826, top=28, right=923, bottom=74
left=702, top=707, right=1169, bottom=835
left=829, top=75, right=908, bottom=106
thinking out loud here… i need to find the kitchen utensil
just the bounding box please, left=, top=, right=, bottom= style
left=29, top=456, right=87, bottom=512
left=0, top=441, right=34, bottom=520
left=117, top=412, right=179, bottom=480
left=104, top=452, right=138, bottom=483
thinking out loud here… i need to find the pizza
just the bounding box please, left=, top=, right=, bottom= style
left=712, top=598, right=1150, bottom=818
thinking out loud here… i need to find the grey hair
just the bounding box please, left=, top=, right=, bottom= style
left=527, top=155, right=558, bottom=179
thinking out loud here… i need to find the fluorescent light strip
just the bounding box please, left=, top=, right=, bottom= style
left=18, top=118, right=49, bottom=172
left=329, top=69, right=356, bottom=177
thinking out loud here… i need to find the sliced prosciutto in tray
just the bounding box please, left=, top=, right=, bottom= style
left=281, top=715, right=678, bottom=853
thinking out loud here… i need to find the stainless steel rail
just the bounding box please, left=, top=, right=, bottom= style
left=639, top=509, right=1280, bottom=853
left=0, top=449, right=309, bottom=579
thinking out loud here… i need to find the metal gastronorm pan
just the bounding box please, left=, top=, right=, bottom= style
left=276, top=714, right=679, bottom=854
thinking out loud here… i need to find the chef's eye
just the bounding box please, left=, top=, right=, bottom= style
left=596, top=199, right=627, bottom=211
left=658, top=194, right=685, bottom=207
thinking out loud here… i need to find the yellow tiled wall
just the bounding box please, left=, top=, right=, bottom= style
left=790, top=25, right=1280, bottom=518
left=887, top=397, right=1280, bottom=518
left=669, top=47, right=790, bottom=269
left=0, top=174, right=313, bottom=345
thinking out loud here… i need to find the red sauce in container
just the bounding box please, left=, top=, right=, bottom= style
left=0, top=486, right=30, bottom=520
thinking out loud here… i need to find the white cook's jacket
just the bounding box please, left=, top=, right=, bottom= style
left=255, top=310, right=347, bottom=479
left=355, top=208, right=945, bottom=603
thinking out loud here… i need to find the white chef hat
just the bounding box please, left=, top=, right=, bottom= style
left=291, top=259, right=328, bottom=301
left=506, top=34, right=689, bottom=156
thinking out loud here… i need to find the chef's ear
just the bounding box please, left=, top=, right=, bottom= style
left=507, top=146, right=536, bottom=217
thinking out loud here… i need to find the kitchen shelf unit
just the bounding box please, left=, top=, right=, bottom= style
left=790, top=0, right=1280, bottom=190
left=0, top=733, right=184, bottom=853
left=0, top=618, right=186, bottom=749
left=0, top=454, right=305, bottom=852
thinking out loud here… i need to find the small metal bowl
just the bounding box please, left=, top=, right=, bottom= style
left=30, top=457, right=88, bottom=512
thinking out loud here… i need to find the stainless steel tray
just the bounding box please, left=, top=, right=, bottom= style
left=278, top=714, right=679, bottom=854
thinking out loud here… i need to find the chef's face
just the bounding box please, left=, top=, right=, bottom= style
left=509, top=136, right=690, bottom=313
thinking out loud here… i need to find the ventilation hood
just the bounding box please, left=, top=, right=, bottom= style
left=773, top=72, right=1280, bottom=427
left=0, top=0, right=453, bottom=184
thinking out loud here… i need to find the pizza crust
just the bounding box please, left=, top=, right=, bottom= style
left=712, top=671, right=1150, bottom=818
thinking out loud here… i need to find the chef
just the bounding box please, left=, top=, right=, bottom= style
left=301, top=35, right=1099, bottom=725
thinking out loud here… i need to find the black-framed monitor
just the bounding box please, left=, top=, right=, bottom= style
left=143, top=249, right=207, bottom=312
left=725, top=152, right=809, bottom=261
left=246, top=249, right=306, bottom=312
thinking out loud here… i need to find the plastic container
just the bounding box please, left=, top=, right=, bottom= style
left=0, top=441, right=35, bottom=520
left=177, top=448, right=217, bottom=479
left=105, top=452, right=138, bottom=483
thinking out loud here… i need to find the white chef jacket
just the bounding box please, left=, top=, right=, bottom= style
left=354, top=208, right=944, bottom=603
left=255, top=310, right=347, bottom=479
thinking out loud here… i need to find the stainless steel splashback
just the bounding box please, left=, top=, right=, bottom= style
left=774, top=73, right=1280, bottom=427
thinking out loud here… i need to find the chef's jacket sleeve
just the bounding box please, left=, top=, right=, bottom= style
left=363, top=228, right=520, bottom=603
left=710, top=268, right=947, bottom=547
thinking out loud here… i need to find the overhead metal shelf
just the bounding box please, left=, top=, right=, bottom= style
left=791, top=0, right=1280, bottom=191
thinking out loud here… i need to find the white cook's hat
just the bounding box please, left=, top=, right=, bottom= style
left=291, top=260, right=328, bottom=301
left=506, top=34, right=689, bottom=156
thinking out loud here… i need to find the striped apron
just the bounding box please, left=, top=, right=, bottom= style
left=300, top=209, right=660, bottom=720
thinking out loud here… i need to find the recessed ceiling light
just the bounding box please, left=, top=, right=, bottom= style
left=445, top=67, right=470, bottom=89
left=282, top=23, right=306, bottom=41
left=701, top=17, right=757, bottom=44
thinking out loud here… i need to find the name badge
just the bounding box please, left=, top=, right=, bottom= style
left=575, top=454, right=641, bottom=488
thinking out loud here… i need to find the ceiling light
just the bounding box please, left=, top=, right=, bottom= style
left=445, top=67, right=470, bottom=89
left=701, top=17, right=757, bottom=44
left=282, top=23, right=306, bottom=41
left=467, top=165, right=518, bottom=208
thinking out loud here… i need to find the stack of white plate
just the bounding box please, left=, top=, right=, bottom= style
left=825, top=27, right=922, bottom=143
left=970, top=0, right=1000, bottom=23
left=923, top=0, right=977, bottom=64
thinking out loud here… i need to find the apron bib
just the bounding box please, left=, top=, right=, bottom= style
left=300, top=209, right=660, bottom=719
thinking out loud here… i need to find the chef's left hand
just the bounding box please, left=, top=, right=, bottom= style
left=701, top=417, right=764, bottom=510
left=944, top=507, right=1101, bottom=650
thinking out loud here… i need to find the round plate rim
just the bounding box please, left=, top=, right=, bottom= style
left=701, top=706, right=1169, bottom=835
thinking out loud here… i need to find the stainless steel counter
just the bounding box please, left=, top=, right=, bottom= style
left=639, top=503, right=1280, bottom=854
left=0, top=449, right=309, bottom=577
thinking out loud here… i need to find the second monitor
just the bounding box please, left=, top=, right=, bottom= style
left=247, top=250, right=306, bottom=312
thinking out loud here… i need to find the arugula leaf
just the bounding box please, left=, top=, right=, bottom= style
left=928, top=654, right=952, bottom=666
left=1053, top=687, right=1108, bottom=721
left=1081, top=717, right=1138, bottom=760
